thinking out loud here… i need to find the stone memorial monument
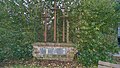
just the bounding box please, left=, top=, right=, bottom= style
left=32, top=0, right=77, bottom=61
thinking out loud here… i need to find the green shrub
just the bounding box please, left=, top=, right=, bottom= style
left=0, top=30, right=33, bottom=61
left=69, top=0, right=120, bottom=67
left=0, top=0, right=38, bottom=61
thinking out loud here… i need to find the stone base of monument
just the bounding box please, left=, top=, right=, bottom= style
left=32, top=42, right=77, bottom=61
left=113, top=53, right=120, bottom=64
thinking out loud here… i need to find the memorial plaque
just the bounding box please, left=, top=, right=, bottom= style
left=56, top=48, right=67, bottom=55
left=48, top=48, right=54, bottom=54
left=39, top=48, right=68, bottom=55
left=40, top=48, right=46, bottom=54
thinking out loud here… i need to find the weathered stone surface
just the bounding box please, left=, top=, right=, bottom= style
left=113, top=53, right=120, bottom=64
left=98, top=61, right=120, bottom=68
left=32, top=42, right=77, bottom=61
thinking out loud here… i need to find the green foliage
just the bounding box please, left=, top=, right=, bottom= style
left=69, top=0, right=120, bottom=67
left=0, top=0, right=39, bottom=61
left=0, top=0, right=120, bottom=67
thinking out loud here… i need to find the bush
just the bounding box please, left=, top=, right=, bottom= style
left=0, top=0, right=38, bottom=61
left=69, top=0, right=120, bottom=67
left=0, top=30, right=33, bottom=61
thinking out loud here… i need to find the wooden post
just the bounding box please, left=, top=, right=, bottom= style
left=66, top=19, right=69, bottom=43
left=54, top=0, right=57, bottom=42
left=57, top=13, right=59, bottom=43
left=62, top=14, right=65, bottom=42
left=44, top=10, right=47, bottom=42
left=62, top=3, right=65, bottom=42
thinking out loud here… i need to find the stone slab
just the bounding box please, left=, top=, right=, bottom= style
left=32, top=43, right=77, bottom=61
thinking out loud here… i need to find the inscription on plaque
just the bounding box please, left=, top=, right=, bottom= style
left=40, top=48, right=68, bottom=55
left=40, top=48, right=46, bottom=54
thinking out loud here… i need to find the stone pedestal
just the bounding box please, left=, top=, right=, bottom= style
left=32, top=42, right=77, bottom=61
